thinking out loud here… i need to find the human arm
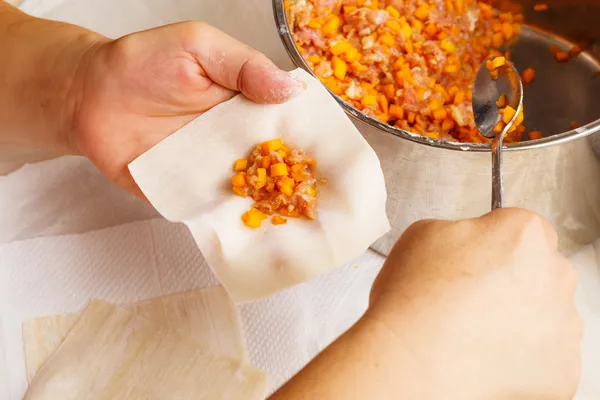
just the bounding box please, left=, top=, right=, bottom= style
left=0, top=2, right=104, bottom=152
left=272, top=208, right=583, bottom=400
left=0, top=6, right=304, bottom=196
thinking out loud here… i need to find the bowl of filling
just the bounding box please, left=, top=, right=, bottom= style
left=273, top=0, right=600, bottom=254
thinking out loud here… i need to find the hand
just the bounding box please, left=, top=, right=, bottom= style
left=70, top=22, right=305, bottom=198
left=367, top=208, right=583, bottom=399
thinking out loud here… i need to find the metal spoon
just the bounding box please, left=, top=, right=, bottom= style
left=472, top=57, right=524, bottom=210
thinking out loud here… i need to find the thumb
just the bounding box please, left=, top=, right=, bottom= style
left=184, top=22, right=306, bottom=104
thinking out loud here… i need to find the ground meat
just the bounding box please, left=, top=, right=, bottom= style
left=287, top=0, right=526, bottom=143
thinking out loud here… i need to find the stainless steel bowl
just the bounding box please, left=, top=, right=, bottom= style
left=273, top=0, right=600, bottom=254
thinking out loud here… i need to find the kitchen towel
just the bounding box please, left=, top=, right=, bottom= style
left=0, top=218, right=385, bottom=399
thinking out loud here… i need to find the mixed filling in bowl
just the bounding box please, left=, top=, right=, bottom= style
left=285, top=0, right=531, bottom=143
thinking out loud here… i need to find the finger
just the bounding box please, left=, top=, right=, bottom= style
left=184, top=22, right=306, bottom=104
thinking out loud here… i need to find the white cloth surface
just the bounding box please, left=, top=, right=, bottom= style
left=0, top=218, right=384, bottom=399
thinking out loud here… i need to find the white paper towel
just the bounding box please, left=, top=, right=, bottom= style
left=0, top=218, right=384, bottom=399
left=0, top=156, right=158, bottom=243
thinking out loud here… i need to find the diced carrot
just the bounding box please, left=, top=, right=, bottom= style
left=378, top=95, right=389, bottom=114
left=361, top=94, right=377, bottom=107
left=331, top=40, right=352, bottom=56
left=441, top=118, right=455, bottom=131
left=242, top=208, right=268, bottom=229
left=279, top=184, right=294, bottom=197
left=496, top=94, right=506, bottom=107
left=233, top=159, right=248, bottom=172
left=492, top=56, right=506, bottom=70
left=501, top=22, right=514, bottom=40
left=261, top=138, right=282, bottom=155
left=528, top=130, right=543, bottom=140
left=424, top=22, right=437, bottom=37
left=453, top=91, right=465, bottom=105
left=271, top=216, right=288, bottom=225
left=414, top=5, right=429, bottom=21
left=256, top=168, right=267, bottom=189
left=502, top=105, right=517, bottom=124
left=233, top=187, right=247, bottom=197
left=385, top=20, right=402, bottom=33
left=343, top=47, right=360, bottom=63
left=433, top=108, right=448, bottom=120
left=569, top=46, right=582, bottom=57
left=260, top=157, right=272, bottom=169
left=389, top=104, right=405, bottom=119
left=570, top=121, right=579, bottom=129
left=277, top=148, right=288, bottom=159
left=331, top=56, right=347, bottom=80
left=232, top=174, right=246, bottom=187
left=490, top=70, right=499, bottom=80
left=270, top=163, right=289, bottom=177
left=493, top=121, right=506, bottom=134
left=427, top=99, right=442, bottom=111
left=379, top=33, right=396, bottom=47
left=385, top=5, right=400, bottom=18
left=322, top=16, right=342, bottom=37
left=440, top=39, right=456, bottom=53
left=382, top=84, right=396, bottom=101
left=533, top=3, right=548, bottom=11
left=521, top=67, right=535, bottom=84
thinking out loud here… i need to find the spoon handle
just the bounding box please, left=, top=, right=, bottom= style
left=491, top=134, right=504, bottom=209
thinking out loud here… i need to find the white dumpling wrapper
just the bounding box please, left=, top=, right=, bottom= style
left=129, top=68, right=390, bottom=303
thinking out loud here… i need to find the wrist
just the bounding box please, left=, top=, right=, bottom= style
left=0, top=8, right=108, bottom=153
left=362, top=307, right=498, bottom=400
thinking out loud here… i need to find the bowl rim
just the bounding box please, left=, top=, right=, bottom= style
left=272, top=0, right=600, bottom=152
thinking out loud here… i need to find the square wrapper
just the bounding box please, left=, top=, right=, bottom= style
left=129, top=68, right=390, bottom=303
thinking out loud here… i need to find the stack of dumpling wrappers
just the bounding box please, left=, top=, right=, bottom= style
left=22, top=288, right=268, bottom=399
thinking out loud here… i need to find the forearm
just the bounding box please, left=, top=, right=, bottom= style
left=0, top=3, right=106, bottom=152
left=270, top=315, right=441, bottom=400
